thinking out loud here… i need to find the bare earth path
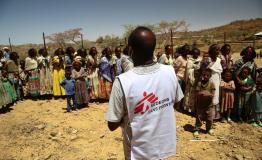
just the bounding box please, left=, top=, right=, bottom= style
left=0, top=100, right=261, bottom=160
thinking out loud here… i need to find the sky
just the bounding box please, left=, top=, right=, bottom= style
left=0, top=0, right=261, bottom=45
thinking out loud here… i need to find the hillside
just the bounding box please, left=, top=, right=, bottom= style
left=1, top=18, right=262, bottom=59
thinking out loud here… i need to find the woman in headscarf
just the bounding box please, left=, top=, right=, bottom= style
left=98, top=47, right=114, bottom=99
left=52, top=48, right=65, bottom=97
left=72, top=60, right=90, bottom=107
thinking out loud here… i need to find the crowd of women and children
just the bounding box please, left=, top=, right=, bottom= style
left=0, top=43, right=262, bottom=135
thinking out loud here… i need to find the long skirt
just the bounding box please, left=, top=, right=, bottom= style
left=251, top=92, right=262, bottom=121
left=2, top=79, right=17, bottom=103
left=184, top=83, right=196, bottom=113
left=53, top=68, right=65, bottom=96
left=39, top=67, right=53, bottom=95
left=99, top=77, right=112, bottom=100
left=27, top=69, right=40, bottom=97
left=75, top=80, right=89, bottom=105
left=0, top=80, right=12, bottom=106
left=88, top=69, right=100, bottom=99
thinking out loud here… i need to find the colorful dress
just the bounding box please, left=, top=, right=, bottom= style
left=251, top=90, right=262, bottom=121
left=52, top=56, right=65, bottom=96
left=25, top=57, right=40, bottom=97
left=184, top=56, right=201, bottom=112
left=236, top=76, right=255, bottom=120
left=72, top=67, right=89, bottom=105
left=98, top=56, right=113, bottom=99
left=220, top=80, right=235, bottom=113
left=2, top=77, right=17, bottom=103
left=0, top=80, right=12, bottom=106
left=87, top=55, right=100, bottom=99
left=37, top=56, right=53, bottom=95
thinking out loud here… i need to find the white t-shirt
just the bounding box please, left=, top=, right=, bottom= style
left=106, top=63, right=184, bottom=160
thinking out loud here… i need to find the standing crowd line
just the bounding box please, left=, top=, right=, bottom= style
left=0, top=43, right=262, bottom=129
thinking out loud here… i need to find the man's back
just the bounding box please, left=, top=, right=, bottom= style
left=108, top=63, right=183, bottom=160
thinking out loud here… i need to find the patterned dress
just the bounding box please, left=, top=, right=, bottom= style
left=38, top=56, right=53, bottom=95
left=25, top=57, right=40, bottom=97
left=87, top=55, right=100, bottom=99
left=72, top=67, right=89, bottom=105
left=220, top=80, right=235, bottom=113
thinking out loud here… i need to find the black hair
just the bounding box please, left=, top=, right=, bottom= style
left=179, top=44, right=191, bottom=55
left=9, top=52, right=18, bottom=61
left=202, top=68, right=212, bottom=74
left=66, top=47, right=75, bottom=56
left=208, top=44, right=220, bottom=55
left=240, top=66, right=251, bottom=75
left=221, top=44, right=231, bottom=53
left=115, top=46, right=121, bottom=52
left=38, top=48, right=48, bottom=56
left=54, top=48, right=64, bottom=56
left=28, top=48, right=37, bottom=57
left=191, top=47, right=200, bottom=56
left=240, top=46, right=256, bottom=60
left=77, top=48, right=87, bottom=58
left=128, top=26, right=156, bottom=64
left=165, top=45, right=172, bottom=51
left=89, top=47, right=97, bottom=56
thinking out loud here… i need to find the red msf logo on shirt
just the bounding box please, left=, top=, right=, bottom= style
left=134, top=92, right=158, bottom=115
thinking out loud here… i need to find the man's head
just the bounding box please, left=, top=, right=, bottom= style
left=128, top=26, right=156, bottom=66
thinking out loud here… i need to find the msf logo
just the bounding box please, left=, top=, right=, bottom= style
left=134, top=92, right=158, bottom=115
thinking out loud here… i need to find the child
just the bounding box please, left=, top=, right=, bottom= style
left=235, top=66, right=255, bottom=122
left=251, top=75, right=262, bottom=126
left=60, top=68, right=76, bottom=112
left=220, top=44, right=233, bottom=70
left=1, top=70, right=17, bottom=104
left=194, top=68, right=215, bottom=136
left=220, top=69, right=235, bottom=122
left=72, top=60, right=89, bottom=107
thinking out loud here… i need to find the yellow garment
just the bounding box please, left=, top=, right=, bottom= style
left=53, top=68, right=65, bottom=96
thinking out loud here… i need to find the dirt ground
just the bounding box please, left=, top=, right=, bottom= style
left=0, top=99, right=261, bottom=160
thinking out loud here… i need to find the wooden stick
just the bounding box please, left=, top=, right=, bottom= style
left=43, top=32, right=47, bottom=50
left=9, top=37, right=12, bottom=52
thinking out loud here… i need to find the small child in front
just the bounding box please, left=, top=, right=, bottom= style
left=194, top=68, right=215, bottom=136
left=60, top=68, right=76, bottom=112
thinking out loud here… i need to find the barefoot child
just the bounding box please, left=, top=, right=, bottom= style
left=235, top=66, right=255, bottom=122
left=194, top=68, right=215, bottom=136
left=220, top=69, right=235, bottom=122
left=251, top=75, right=262, bottom=126
left=60, top=68, right=76, bottom=112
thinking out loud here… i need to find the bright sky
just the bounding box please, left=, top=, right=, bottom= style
left=0, top=0, right=261, bottom=45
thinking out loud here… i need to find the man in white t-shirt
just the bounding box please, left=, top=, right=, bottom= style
left=106, top=26, right=184, bottom=160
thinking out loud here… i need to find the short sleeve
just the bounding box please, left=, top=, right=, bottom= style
left=106, top=78, right=125, bottom=122
left=175, top=81, right=184, bottom=103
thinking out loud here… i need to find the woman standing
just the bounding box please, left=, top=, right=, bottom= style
left=25, top=48, right=40, bottom=98
left=87, top=47, right=100, bottom=99
left=98, top=47, right=114, bottom=99
left=52, top=48, right=66, bottom=97
left=207, top=44, right=223, bottom=119
left=37, top=48, right=53, bottom=96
